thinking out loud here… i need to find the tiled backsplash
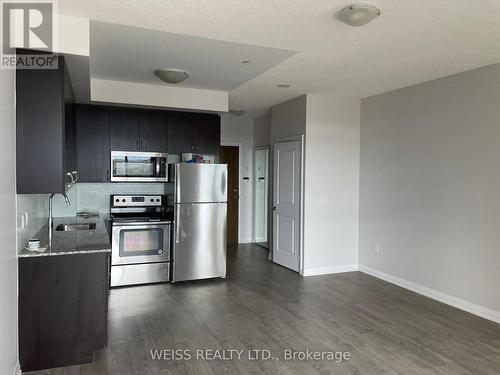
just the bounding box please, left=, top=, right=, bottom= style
left=16, top=193, right=49, bottom=252
left=16, top=182, right=173, bottom=250
left=74, top=183, right=172, bottom=214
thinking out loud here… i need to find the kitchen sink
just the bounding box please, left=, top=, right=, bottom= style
left=55, top=223, right=96, bottom=231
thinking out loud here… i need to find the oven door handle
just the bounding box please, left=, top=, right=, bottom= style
left=113, top=221, right=172, bottom=227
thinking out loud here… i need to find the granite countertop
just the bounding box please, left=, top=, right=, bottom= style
left=18, top=215, right=111, bottom=258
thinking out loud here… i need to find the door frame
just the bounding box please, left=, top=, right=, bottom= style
left=221, top=142, right=242, bottom=244
left=254, top=146, right=270, bottom=245
left=273, top=135, right=305, bottom=274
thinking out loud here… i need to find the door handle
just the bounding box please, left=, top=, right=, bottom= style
left=273, top=206, right=277, bottom=211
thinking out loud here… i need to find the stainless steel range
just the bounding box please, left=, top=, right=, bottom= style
left=109, top=194, right=172, bottom=287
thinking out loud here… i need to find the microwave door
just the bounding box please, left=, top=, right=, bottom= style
left=111, top=151, right=168, bottom=182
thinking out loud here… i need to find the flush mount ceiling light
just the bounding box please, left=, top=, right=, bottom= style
left=229, top=109, right=245, bottom=116
left=154, top=69, right=189, bottom=84
left=337, top=4, right=381, bottom=26
left=277, top=84, right=291, bottom=88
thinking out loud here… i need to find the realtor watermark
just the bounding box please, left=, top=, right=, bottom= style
left=1, top=1, right=57, bottom=69
left=150, top=348, right=351, bottom=363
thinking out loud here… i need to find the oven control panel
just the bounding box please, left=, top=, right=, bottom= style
left=111, top=195, right=163, bottom=207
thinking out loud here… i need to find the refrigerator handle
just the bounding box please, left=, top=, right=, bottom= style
left=175, top=208, right=180, bottom=244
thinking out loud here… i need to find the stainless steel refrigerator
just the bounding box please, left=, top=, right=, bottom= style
left=172, top=163, right=227, bottom=282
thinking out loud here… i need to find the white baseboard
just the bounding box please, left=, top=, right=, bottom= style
left=11, top=362, right=20, bottom=375
left=302, top=264, right=358, bottom=277
left=359, top=265, right=500, bottom=324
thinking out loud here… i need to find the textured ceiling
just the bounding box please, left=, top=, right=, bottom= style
left=59, top=0, right=500, bottom=114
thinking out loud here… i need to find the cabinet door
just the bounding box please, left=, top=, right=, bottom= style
left=19, top=253, right=109, bottom=372
left=139, top=110, right=168, bottom=152
left=16, top=55, right=65, bottom=194
left=167, top=111, right=196, bottom=154
left=195, top=113, right=221, bottom=155
left=76, top=105, right=111, bottom=182
left=110, top=108, right=140, bottom=151
left=64, top=103, right=77, bottom=182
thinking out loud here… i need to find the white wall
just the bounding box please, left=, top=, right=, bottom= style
left=221, top=113, right=254, bottom=243
left=270, top=95, right=306, bottom=143
left=303, top=94, right=360, bottom=275
left=0, top=68, right=19, bottom=374
left=254, top=112, right=271, bottom=147
left=359, top=63, right=500, bottom=321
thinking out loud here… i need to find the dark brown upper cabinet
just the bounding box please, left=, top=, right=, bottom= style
left=76, top=105, right=111, bottom=182
left=110, top=108, right=141, bottom=151
left=138, top=110, right=168, bottom=152
left=195, top=113, right=221, bottom=155
left=16, top=54, right=76, bottom=194
left=167, top=111, right=197, bottom=154
left=167, top=111, right=220, bottom=156
left=109, top=108, right=168, bottom=153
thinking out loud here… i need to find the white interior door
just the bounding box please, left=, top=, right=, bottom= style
left=254, top=148, right=269, bottom=244
left=272, top=141, right=301, bottom=272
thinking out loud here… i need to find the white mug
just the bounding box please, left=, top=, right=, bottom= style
left=27, top=239, right=40, bottom=250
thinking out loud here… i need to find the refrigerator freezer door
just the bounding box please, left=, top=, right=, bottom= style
left=173, top=203, right=227, bottom=282
left=175, top=164, right=228, bottom=203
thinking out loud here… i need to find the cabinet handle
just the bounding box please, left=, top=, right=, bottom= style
left=66, top=172, right=75, bottom=184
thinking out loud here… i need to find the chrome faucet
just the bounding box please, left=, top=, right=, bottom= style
left=48, top=193, right=71, bottom=242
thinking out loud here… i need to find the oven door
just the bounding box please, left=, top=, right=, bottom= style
left=111, top=151, right=168, bottom=182
left=112, top=222, right=171, bottom=266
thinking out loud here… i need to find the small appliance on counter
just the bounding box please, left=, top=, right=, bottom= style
left=171, top=163, right=227, bottom=282
left=181, top=153, right=214, bottom=164
left=109, top=194, right=173, bottom=287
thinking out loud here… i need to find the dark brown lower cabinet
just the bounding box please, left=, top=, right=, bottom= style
left=19, top=253, right=110, bottom=372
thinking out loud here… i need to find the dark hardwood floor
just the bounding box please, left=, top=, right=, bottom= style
left=25, top=244, right=500, bottom=374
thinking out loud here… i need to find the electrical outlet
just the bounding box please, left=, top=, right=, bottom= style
left=375, top=243, right=381, bottom=254
left=19, top=212, right=29, bottom=230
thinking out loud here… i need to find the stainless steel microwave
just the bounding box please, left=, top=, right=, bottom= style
left=111, top=151, right=168, bottom=182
